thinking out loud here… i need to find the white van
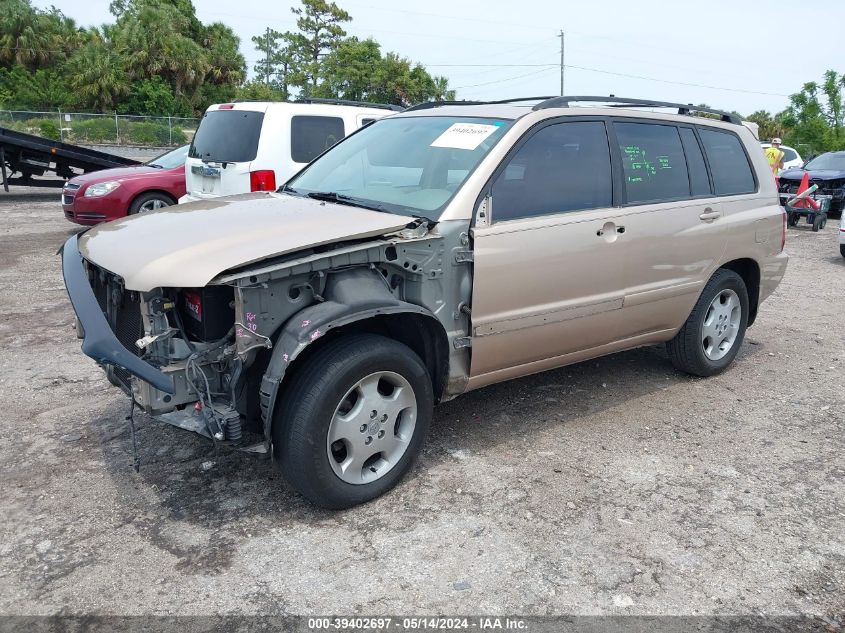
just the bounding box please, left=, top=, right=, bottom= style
left=180, top=100, right=399, bottom=203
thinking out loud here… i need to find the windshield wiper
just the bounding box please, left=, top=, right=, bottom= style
left=305, top=191, right=392, bottom=214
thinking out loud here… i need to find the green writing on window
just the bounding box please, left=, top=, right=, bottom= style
left=623, top=145, right=674, bottom=185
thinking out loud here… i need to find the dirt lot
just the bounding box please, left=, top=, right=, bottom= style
left=0, top=190, right=843, bottom=618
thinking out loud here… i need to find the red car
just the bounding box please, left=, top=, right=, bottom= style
left=62, top=145, right=188, bottom=225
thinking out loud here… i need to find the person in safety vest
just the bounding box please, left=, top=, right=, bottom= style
left=765, top=138, right=785, bottom=178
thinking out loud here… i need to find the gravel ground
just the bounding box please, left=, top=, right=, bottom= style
left=0, top=190, right=843, bottom=619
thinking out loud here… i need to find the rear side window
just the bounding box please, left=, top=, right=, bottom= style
left=679, top=127, right=711, bottom=196
left=189, top=110, right=264, bottom=163
left=699, top=129, right=756, bottom=195
left=780, top=147, right=798, bottom=162
left=491, top=121, right=612, bottom=222
left=615, top=122, right=689, bottom=203
left=291, top=116, right=345, bottom=163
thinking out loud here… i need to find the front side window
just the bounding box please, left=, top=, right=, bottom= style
left=285, top=116, right=512, bottom=218
left=291, top=115, right=346, bottom=163
left=490, top=121, right=612, bottom=222
left=699, top=129, right=756, bottom=195
left=615, top=122, right=690, bottom=204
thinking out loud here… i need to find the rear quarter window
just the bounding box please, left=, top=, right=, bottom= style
left=699, top=129, right=756, bottom=195
left=291, top=116, right=345, bottom=163
left=189, top=110, right=264, bottom=163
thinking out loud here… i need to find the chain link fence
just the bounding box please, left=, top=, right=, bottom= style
left=0, top=110, right=199, bottom=148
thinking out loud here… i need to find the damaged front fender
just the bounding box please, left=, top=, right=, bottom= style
left=257, top=267, right=437, bottom=438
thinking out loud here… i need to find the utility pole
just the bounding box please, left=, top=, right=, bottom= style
left=558, top=29, right=565, bottom=96
left=264, top=26, right=271, bottom=85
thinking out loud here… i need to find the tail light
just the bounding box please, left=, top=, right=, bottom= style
left=250, top=170, right=276, bottom=192
left=780, top=206, right=787, bottom=252
left=218, top=103, right=235, bottom=110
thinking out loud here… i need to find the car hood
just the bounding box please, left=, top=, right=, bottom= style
left=78, top=192, right=412, bottom=291
left=780, top=168, right=845, bottom=181
left=68, top=165, right=171, bottom=186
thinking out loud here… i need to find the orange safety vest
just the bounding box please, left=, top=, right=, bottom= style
left=765, top=146, right=785, bottom=176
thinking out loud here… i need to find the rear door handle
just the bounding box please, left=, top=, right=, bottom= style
left=699, top=209, right=721, bottom=222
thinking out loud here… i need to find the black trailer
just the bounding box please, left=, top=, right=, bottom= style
left=0, top=126, right=141, bottom=192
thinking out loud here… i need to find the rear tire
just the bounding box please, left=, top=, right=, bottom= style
left=273, top=334, right=433, bottom=509
left=840, top=244, right=845, bottom=259
left=812, top=213, right=825, bottom=232
left=128, top=192, right=174, bottom=215
left=666, top=269, right=749, bottom=377
left=787, top=212, right=799, bottom=227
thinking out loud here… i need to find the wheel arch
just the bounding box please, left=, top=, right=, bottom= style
left=718, top=257, right=761, bottom=326
left=257, top=269, right=449, bottom=440
left=129, top=189, right=177, bottom=210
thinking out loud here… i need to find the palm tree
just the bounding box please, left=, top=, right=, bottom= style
left=67, top=40, right=129, bottom=111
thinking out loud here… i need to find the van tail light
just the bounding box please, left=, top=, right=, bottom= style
left=780, top=206, right=787, bottom=252
left=218, top=103, right=235, bottom=110
left=250, top=170, right=276, bottom=192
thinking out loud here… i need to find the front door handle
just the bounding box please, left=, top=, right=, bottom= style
left=699, top=208, right=721, bottom=222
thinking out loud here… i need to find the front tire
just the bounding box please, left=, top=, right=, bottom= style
left=273, top=334, right=433, bottom=509
left=128, top=192, right=174, bottom=215
left=666, top=269, right=749, bottom=377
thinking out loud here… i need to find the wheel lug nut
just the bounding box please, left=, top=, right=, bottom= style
left=365, top=436, right=372, bottom=445
left=381, top=414, right=387, bottom=422
left=377, top=430, right=385, bottom=439
left=370, top=410, right=377, bottom=419
left=360, top=424, right=367, bottom=433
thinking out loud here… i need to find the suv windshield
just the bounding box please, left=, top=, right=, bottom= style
left=189, top=109, right=264, bottom=163
left=803, top=153, right=845, bottom=171
left=285, top=116, right=512, bottom=218
left=147, top=145, right=189, bottom=169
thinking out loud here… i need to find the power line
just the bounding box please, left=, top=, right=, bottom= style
left=452, top=67, right=557, bottom=90
left=0, top=45, right=793, bottom=98
left=424, top=63, right=558, bottom=68
left=564, top=63, right=791, bottom=97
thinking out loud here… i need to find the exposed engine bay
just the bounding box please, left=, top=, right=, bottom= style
left=67, top=219, right=471, bottom=454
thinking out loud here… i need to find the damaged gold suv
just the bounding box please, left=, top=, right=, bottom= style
left=62, top=96, right=788, bottom=508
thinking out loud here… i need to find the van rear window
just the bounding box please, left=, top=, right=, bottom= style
left=291, top=116, right=345, bottom=163
left=189, top=110, right=264, bottom=163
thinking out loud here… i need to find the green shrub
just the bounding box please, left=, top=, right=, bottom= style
left=38, top=119, right=60, bottom=140
left=123, top=120, right=185, bottom=146
left=70, top=118, right=118, bottom=143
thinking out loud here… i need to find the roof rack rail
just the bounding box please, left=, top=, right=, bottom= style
left=403, top=100, right=485, bottom=112
left=293, top=97, right=403, bottom=112
left=532, top=96, right=742, bottom=124
left=403, top=96, right=559, bottom=112
left=484, top=96, right=559, bottom=105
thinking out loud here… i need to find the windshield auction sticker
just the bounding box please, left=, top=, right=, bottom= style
left=430, top=123, right=500, bottom=150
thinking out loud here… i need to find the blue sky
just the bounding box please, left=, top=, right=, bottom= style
left=34, top=0, right=845, bottom=116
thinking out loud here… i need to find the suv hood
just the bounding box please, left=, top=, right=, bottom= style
left=78, top=192, right=411, bottom=291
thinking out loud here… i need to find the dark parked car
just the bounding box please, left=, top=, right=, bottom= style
left=779, top=151, right=845, bottom=217
left=62, top=145, right=188, bottom=225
